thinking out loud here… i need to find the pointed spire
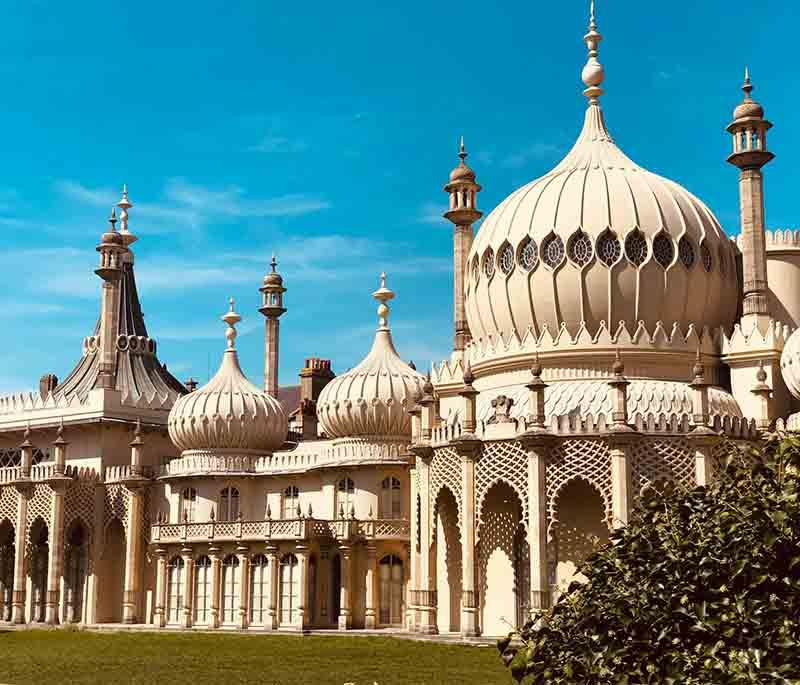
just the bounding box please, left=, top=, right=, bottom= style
left=109, top=207, right=117, bottom=232
left=581, top=0, right=605, bottom=103
left=221, top=297, right=242, bottom=350
left=372, top=272, right=395, bottom=330
left=117, top=184, right=136, bottom=246
left=458, top=135, right=467, bottom=164
left=743, top=66, right=753, bottom=99
left=270, top=253, right=278, bottom=272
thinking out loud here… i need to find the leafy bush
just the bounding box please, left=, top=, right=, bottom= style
left=498, top=435, right=800, bottom=684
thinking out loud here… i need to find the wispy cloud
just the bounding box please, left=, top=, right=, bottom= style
left=501, top=142, right=563, bottom=169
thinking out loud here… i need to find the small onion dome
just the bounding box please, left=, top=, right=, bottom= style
left=733, top=69, right=764, bottom=120
left=449, top=136, right=476, bottom=183
left=316, top=273, right=425, bottom=439
left=168, top=299, right=287, bottom=453
left=101, top=207, right=123, bottom=245
left=263, top=254, right=284, bottom=286
left=781, top=328, right=800, bottom=400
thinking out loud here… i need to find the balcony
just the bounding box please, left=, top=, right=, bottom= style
left=149, top=516, right=410, bottom=545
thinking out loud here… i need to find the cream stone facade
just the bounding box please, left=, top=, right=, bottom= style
left=2, top=5, right=800, bottom=639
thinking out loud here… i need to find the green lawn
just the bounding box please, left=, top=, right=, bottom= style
left=0, top=629, right=512, bottom=684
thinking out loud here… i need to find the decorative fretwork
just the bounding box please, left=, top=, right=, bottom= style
left=476, top=440, right=528, bottom=534
left=430, top=447, right=462, bottom=525
left=631, top=438, right=695, bottom=493
left=596, top=230, right=621, bottom=267
left=700, top=241, right=712, bottom=272
left=541, top=234, right=565, bottom=269
left=104, top=484, right=129, bottom=532
left=653, top=232, right=675, bottom=268
left=65, top=480, right=96, bottom=545
left=567, top=229, right=593, bottom=267
left=25, top=483, right=53, bottom=539
left=678, top=235, right=696, bottom=269
left=624, top=229, right=648, bottom=266
left=0, top=487, right=17, bottom=529
left=546, top=440, right=612, bottom=536
left=0, top=448, right=47, bottom=468
left=518, top=237, right=538, bottom=272
left=498, top=243, right=514, bottom=275
left=482, top=248, right=495, bottom=279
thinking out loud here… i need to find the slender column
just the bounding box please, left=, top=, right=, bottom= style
left=337, top=545, right=352, bottom=630
left=738, top=167, right=770, bottom=326
left=11, top=485, right=29, bottom=624
left=236, top=545, right=249, bottom=630
left=209, top=545, right=221, bottom=629
left=44, top=483, right=67, bottom=624
left=609, top=441, right=633, bottom=528
left=296, top=544, right=309, bottom=630
left=406, top=467, right=418, bottom=632
left=452, top=225, right=474, bottom=351
left=154, top=547, right=167, bottom=628
left=456, top=442, right=479, bottom=636
left=524, top=439, right=552, bottom=615
left=123, top=487, right=143, bottom=623
left=364, top=545, right=377, bottom=629
left=689, top=352, right=718, bottom=488
left=415, top=451, right=437, bottom=634
left=180, top=547, right=193, bottom=628
left=266, top=545, right=279, bottom=630
left=264, top=318, right=280, bottom=398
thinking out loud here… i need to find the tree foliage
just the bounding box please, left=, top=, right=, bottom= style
left=498, top=435, right=800, bottom=684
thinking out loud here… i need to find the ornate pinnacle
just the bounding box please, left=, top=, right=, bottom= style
left=372, top=272, right=395, bottom=330
left=221, top=297, right=242, bottom=350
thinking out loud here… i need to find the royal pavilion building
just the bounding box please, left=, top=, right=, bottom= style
left=1, top=6, right=799, bottom=638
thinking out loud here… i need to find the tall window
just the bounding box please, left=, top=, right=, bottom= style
left=180, top=488, right=197, bottom=522
left=379, top=555, right=404, bottom=626
left=249, top=554, right=270, bottom=625
left=63, top=523, right=87, bottom=623
left=279, top=554, right=299, bottom=625
left=193, top=556, right=212, bottom=625
left=283, top=486, right=299, bottom=519
left=381, top=477, right=402, bottom=518
left=221, top=555, right=240, bottom=624
left=219, top=487, right=240, bottom=521
left=337, top=478, right=355, bottom=516
left=167, top=556, right=185, bottom=624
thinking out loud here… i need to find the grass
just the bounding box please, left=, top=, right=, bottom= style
left=0, top=629, right=512, bottom=684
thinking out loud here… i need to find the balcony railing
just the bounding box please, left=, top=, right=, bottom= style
left=150, top=517, right=410, bottom=545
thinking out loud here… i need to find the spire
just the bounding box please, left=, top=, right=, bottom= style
left=581, top=0, right=605, bottom=103
left=117, top=184, right=137, bottom=247
left=221, top=297, right=241, bottom=350
left=270, top=253, right=277, bottom=272
left=458, top=135, right=467, bottom=164
left=372, top=272, right=395, bottom=330
left=743, top=66, right=753, bottom=99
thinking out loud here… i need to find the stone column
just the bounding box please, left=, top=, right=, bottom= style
left=522, top=435, right=554, bottom=615
left=296, top=544, right=309, bottom=630
left=236, top=544, right=249, bottom=630
left=454, top=436, right=480, bottom=637
left=608, top=353, right=636, bottom=529
left=11, top=484, right=29, bottom=624
left=413, top=449, right=437, bottom=634
left=337, top=544, right=352, bottom=630
left=689, top=352, right=718, bottom=487
left=266, top=545, right=279, bottom=630
left=364, top=544, right=377, bottom=629
left=123, top=487, right=144, bottom=624
left=406, top=467, right=418, bottom=632
left=181, top=546, right=194, bottom=628
left=44, top=482, right=67, bottom=624
left=209, top=545, right=221, bottom=629
left=154, top=547, right=167, bottom=628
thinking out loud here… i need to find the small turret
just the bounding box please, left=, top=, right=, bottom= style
left=259, top=255, right=287, bottom=398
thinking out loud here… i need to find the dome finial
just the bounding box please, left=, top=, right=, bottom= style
left=221, top=297, right=242, bottom=350
left=459, top=135, right=467, bottom=163
left=372, top=272, right=395, bottom=330
left=581, top=0, right=605, bottom=103
left=270, top=253, right=278, bottom=272
left=743, top=66, right=752, bottom=99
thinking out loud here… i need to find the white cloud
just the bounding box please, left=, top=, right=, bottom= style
left=501, top=142, right=563, bottom=169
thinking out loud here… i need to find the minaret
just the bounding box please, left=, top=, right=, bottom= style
left=94, top=203, right=126, bottom=389
left=259, top=255, right=287, bottom=398
left=443, top=137, right=482, bottom=354
left=727, top=68, right=774, bottom=332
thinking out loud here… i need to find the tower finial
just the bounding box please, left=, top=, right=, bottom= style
left=221, top=297, right=242, bottom=350
left=270, top=253, right=277, bottom=272
left=742, top=66, right=753, bottom=99
left=109, top=207, right=117, bottom=232
left=372, top=272, right=395, bottom=330
left=117, top=184, right=137, bottom=246
left=581, top=0, right=605, bottom=103
left=458, top=135, right=467, bottom=163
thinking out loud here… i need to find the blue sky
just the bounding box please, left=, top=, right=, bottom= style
left=0, top=1, right=797, bottom=393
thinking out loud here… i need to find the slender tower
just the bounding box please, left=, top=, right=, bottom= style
left=443, top=137, right=482, bottom=354
left=727, top=68, right=774, bottom=332
left=94, top=199, right=127, bottom=389
left=259, top=255, right=287, bottom=398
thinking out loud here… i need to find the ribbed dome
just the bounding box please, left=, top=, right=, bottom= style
left=781, top=329, right=800, bottom=400
left=465, top=16, right=738, bottom=349
left=168, top=301, right=287, bottom=453
left=316, top=275, right=425, bottom=439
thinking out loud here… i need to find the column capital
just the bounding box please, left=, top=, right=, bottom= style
left=409, top=443, right=434, bottom=461
left=452, top=434, right=482, bottom=460
left=155, top=546, right=169, bottom=560
left=606, top=425, right=640, bottom=448
left=519, top=430, right=558, bottom=454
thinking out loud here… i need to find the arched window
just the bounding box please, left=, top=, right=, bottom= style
left=379, top=555, right=404, bottom=626
left=279, top=554, right=299, bottom=625
left=337, top=478, right=355, bottom=517
left=193, top=556, right=212, bottom=625
left=249, top=554, right=270, bottom=626
left=221, top=555, right=240, bottom=625
left=180, top=488, right=197, bottom=523
left=283, top=486, right=299, bottom=519
left=166, top=556, right=184, bottom=624
left=29, top=519, right=48, bottom=623
left=63, top=522, right=88, bottom=623
left=381, top=477, right=402, bottom=518
left=219, top=487, right=240, bottom=521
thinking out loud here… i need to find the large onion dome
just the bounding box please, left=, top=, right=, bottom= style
left=168, top=300, right=287, bottom=453
left=780, top=328, right=800, bottom=401
left=465, top=10, right=738, bottom=345
left=316, top=274, right=425, bottom=439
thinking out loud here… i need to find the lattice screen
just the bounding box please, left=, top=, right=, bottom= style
left=430, top=447, right=462, bottom=524
left=103, top=484, right=130, bottom=532
left=65, top=479, right=97, bottom=545
left=0, top=487, right=17, bottom=529
left=476, top=440, right=528, bottom=534
left=631, top=438, right=694, bottom=494
left=546, top=440, right=612, bottom=534
left=25, top=483, right=53, bottom=539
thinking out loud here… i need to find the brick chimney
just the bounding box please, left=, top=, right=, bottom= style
left=297, top=358, right=334, bottom=440
left=39, top=373, right=58, bottom=400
